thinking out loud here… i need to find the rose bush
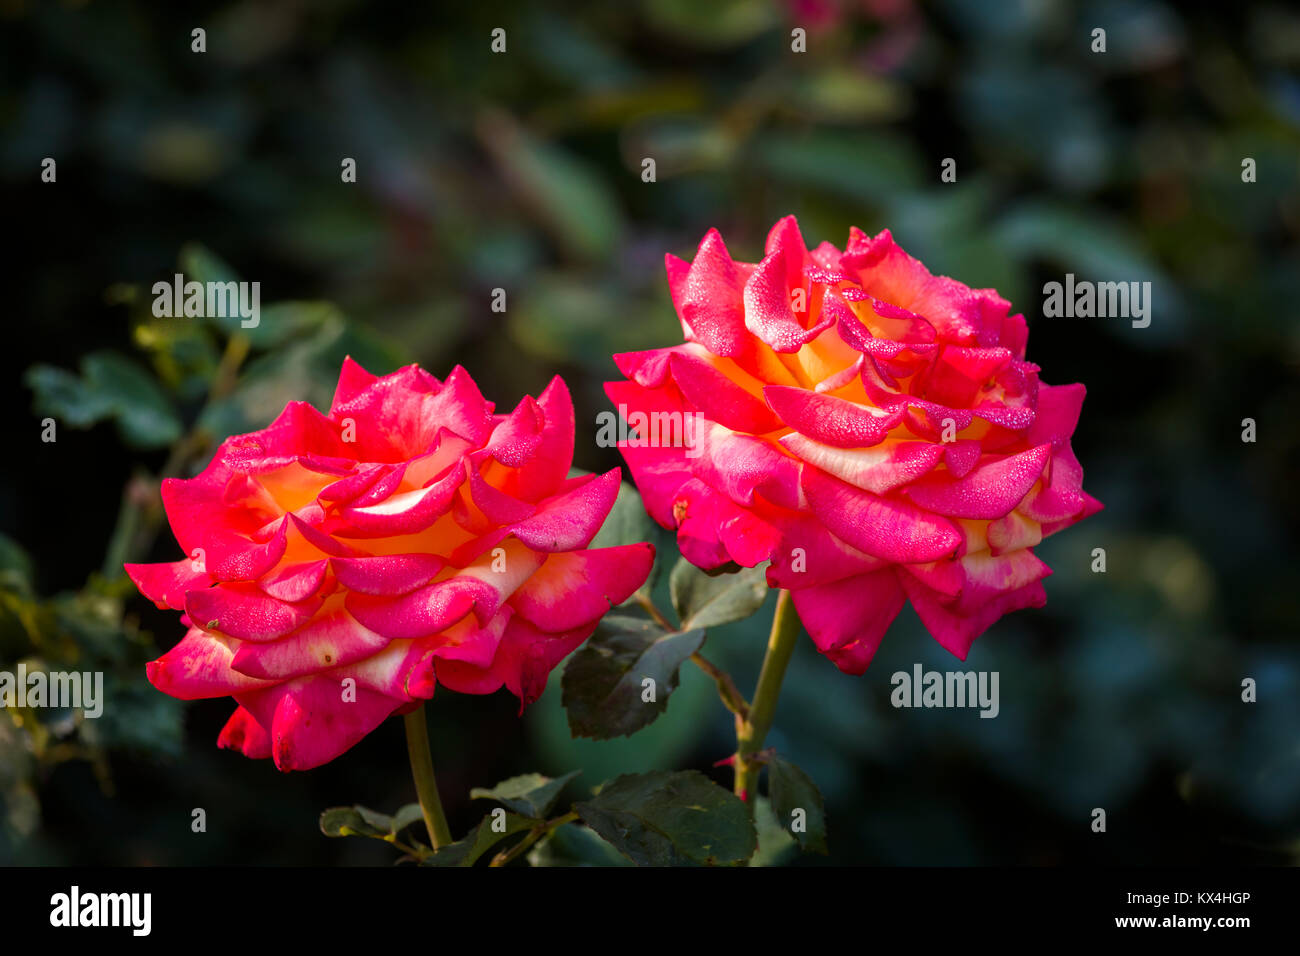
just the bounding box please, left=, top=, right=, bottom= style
left=607, top=216, right=1101, bottom=673
left=128, top=359, right=652, bottom=770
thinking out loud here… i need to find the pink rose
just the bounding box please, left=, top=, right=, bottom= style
left=128, top=359, right=652, bottom=770
left=607, top=217, right=1101, bottom=672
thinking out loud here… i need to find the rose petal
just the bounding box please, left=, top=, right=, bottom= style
left=802, top=467, right=961, bottom=564
left=510, top=544, right=655, bottom=632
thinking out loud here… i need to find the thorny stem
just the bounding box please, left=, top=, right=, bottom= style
left=403, top=704, right=453, bottom=850
left=732, top=589, right=800, bottom=802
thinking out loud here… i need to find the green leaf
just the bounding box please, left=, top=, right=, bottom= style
left=509, top=274, right=677, bottom=370
left=479, top=114, right=622, bottom=263
left=239, top=300, right=339, bottom=350
left=389, top=803, right=426, bottom=836
left=422, top=811, right=536, bottom=867
left=179, top=242, right=241, bottom=287
left=320, top=803, right=426, bottom=842
left=196, top=311, right=408, bottom=444
left=753, top=130, right=924, bottom=208
left=527, top=822, right=634, bottom=867
left=319, top=806, right=389, bottom=839
left=0, top=534, right=34, bottom=597
left=27, top=352, right=182, bottom=448
left=562, top=614, right=704, bottom=739
left=470, top=770, right=581, bottom=819
left=81, top=352, right=183, bottom=448
left=749, top=795, right=798, bottom=867
left=25, top=364, right=116, bottom=427
left=792, top=68, right=908, bottom=123
left=993, top=201, right=1161, bottom=283
left=644, top=0, right=776, bottom=47
left=766, top=757, right=828, bottom=854
left=574, top=770, right=757, bottom=866
left=669, top=558, right=768, bottom=631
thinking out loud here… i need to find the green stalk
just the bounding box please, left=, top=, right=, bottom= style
left=403, top=704, right=452, bottom=849
left=732, top=589, right=800, bottom=801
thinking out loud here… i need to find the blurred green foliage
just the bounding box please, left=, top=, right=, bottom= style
left=2, top=0, right=1299, bottom=864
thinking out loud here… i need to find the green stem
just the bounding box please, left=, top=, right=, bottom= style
left=403, top=704, right=452, bottom=849
left=489, top=811, right=580, bottom=867
left=733, top=589, right=800, bottom=802
left=635, top=591, right=674, bottom=631
left=635, top=592, right=749, bottom=718
left=690, top=651, right=749, bottom=720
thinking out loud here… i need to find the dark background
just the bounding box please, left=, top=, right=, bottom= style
left=2, top=0, right=1298, bottom=865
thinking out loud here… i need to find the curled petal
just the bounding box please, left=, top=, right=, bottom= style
left=347, top=540, right=544, bottom=638
left=743, top=248, right=833, bottom=353
left=942, top=440, right=983, bottom=479
left=330, top=554, right=445, bottom=596
left=782, top=435, right=944, bottom=496
left=334, top=461, right=463, bottom=537
left=463, top=465, right=536, bottom=527
left=328, top=356, right=380, bottom=415
left=689, top=423, right=801, bottom=510
left=509, top=375, right=576, bottom=501
left=672, top=477, right=782, bottom=569
left=185, top=584, right=323, bottom=642
left=335, top=640, right=438, bottom=702
left=904, top=445, right=1051, bottom=520
left=902, top=575, right=1047, bottom=660
left=764, top=385, right=904, bottom=449
left=1026, top=382, right=1086, bottom=447
left=237, top=679, right=400, bottom=772
left=147, top=629, right=273, bottom=700
left=987, top=510, right=1043, bottom=555
left=318, top=463, right=390, bottom=507
left=802, top=467, right=961, bottom=564
left=493, top=614, right=595, bottom=711
left=258, top=559, right=329, bottom=603
left=669, top=229, right=751, bottom=358
left=217, top=706, right=272, bottom=760
left=765, top=512, right=888, bottom=589
left=510, top=544, right=655, bottom=632
left=667, top=352, right=784, bottom=434
left=487, top=395, right=545, bottom=467
left=508, top=468, right=622, bottom=553
left=229, top=607, right=391, bottom=681
left=790, top=570, right=905, bottom=675
left=430, top=612, right=509, bottom=669
left=921, top=346, right=1013, bottom=409
left=209, top=517, right=289, bottom=582
left=126, top=559, right=211, bottom=611
left=602, top=380, right=695, bottom=529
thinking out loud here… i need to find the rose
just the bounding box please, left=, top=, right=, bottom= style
left=128, top=359, right=652, bottom=771
left=606, top=216, right=1100, bottom=672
